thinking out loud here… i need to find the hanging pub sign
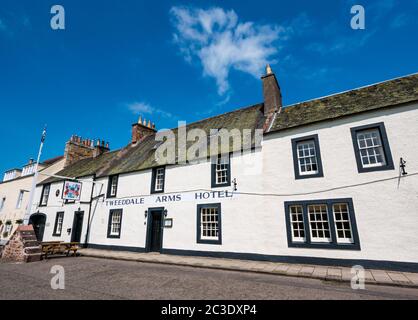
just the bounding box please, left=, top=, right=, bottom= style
left=63, top=180, right=82, bottom=201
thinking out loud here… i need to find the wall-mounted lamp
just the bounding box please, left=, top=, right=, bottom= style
left=232, top=178, right=238, bottom=192
left=400, top=158, right=408, bottom=176
left=163, top=209, right=168, bottom=217
left=144, top=210, right=148, bottom=218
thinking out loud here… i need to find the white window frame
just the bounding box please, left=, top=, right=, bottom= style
left=333, top=203, right=354, bottom=244
left=5, top=223, right=12, bottom=234
left=296, top=140, right=319, bottom=176
left=215, top=154, right=229, bottom=185
left=356, top=129, right=386, bottom=169
left=154, top=168, right=165, bottom=192
left=289, top=205, right=305, bottom=242
left=200, top=207, right=220, bottom=241
left=54, top=212, right=64, bottom=236
left=40, top=184, right=50, bottom=206
left=109, top=210, right=122, bottom=237
left=16, top=190, right=24, bottom=209
left=109, top=176, right=118, bottom=197
left=307, top=204, right=332, bottom=243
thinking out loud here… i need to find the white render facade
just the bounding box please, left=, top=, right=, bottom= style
left=30, top=71, right=418, bottom=272
left=0, top=157, right=65, bottom=243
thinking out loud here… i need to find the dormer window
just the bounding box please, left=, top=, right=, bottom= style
left=3, top=169, right=22, bottom=182
left=107, top=175, right=119, bottom=198
left=40, top=184, right=51, bottom=206
left=22, top=161, right=36, bottom=177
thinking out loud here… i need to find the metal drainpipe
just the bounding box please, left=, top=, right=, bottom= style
left=84, top=174, right=97, bottom=248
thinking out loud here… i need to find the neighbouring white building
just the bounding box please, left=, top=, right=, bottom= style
left=30, top=67, right=418, bottom=272
left=0, top=156, right=65, bottom=244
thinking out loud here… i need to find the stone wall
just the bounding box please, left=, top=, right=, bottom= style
left=1, top=225, right=42, bottom=263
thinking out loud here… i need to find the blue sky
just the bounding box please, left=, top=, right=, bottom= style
left=0, top=0, right=417, bottom=175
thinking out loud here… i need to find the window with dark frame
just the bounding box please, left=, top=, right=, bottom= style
left=197, top=203, right=222, bottom=245
left=291, top=135, right=324, bottom=179
left=40, top=184, right=51, bottom=206
left=211, top=154, right=231, bottom=188
left=107, top=209, right=122, bottom=238
left=284, top=198, right=360, bottom=250
left=351, top=122, right=394, bottom=173
left=16, top=190, right=24, bottom=209
left=151, top=167, right=165, bottom=194
left=107, top=175, right=118, bottom=198
left=53, top=212, right=64, bottom=236
left=0, top=197, right=5, bottom=212
left=289, top=205, right=305, bottom=242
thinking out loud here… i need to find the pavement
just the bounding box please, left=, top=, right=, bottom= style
left=1, top=256, right=418, bottom=300
left=79, top=248, right=418, bottom=289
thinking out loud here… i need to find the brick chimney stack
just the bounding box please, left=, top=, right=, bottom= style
left=93, top=139, right=110, bottom=158
left=261, top=64, right=282, bottom=131
left=132, top=116, right=156, bottom=145
left=64, top=135, right=110, bottom=167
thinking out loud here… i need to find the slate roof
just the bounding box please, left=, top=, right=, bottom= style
left=41, top=73, right=418, bottom=185
left=41, top=103, right=265, bottom=184
left=269, top=73, right=418, bottom=133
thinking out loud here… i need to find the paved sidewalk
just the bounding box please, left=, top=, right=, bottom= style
left=79, top=249, right=418, bottom=289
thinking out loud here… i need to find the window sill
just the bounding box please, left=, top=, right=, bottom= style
left=288, top=242, right=361, bottom=251
left=294, top=173, right=324, bottom=180
left=197, top=239, right=222, bottom=245
left=107, top=235, right=121, bottom=239
left=211, top=183, right=231, bottom=189
left=357, top=164, right=395, bottom=173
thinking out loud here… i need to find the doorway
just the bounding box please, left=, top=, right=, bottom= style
left=71, top=211, right=84, bottom=243
left=146, top=208, right=164, bottom=253
left=29, top=213, right=46, bottom=241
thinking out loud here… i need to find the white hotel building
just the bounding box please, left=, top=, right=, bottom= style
left=30, top=67, right=418, bottom=272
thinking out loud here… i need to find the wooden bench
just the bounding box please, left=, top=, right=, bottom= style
left=41, top=242, right=80, bottom=259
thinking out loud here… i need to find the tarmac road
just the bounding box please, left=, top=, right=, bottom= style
left=1, top=257, right=418, bottom=300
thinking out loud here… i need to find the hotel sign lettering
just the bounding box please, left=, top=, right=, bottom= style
left=104, top=190, right=235, bottom=207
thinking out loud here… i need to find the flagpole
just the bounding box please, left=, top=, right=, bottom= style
left=23, top=126, right=47, bottom=225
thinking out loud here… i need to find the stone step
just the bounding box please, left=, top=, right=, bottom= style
left=25, top=247, right=42, bottom=255
left=24, top=253, right=42, bottom=263
left=20, top=230, right=34, bottom=235
left=23, top=241, right=40, bottom=248
left=22, top=236, right=38, bottom=242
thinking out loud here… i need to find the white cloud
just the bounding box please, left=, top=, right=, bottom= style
left=127, top=102, right=173, bottom=119
left=170, top=6, right=286, bottom=95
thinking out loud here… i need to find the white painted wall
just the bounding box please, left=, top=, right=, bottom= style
left=33, top=103, right=418, bottom=265
left=261, top=103, right=418, bottom=263
left=33, top=175, right=94, bottom=244
left=0, top=158, right=65, bottom=241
